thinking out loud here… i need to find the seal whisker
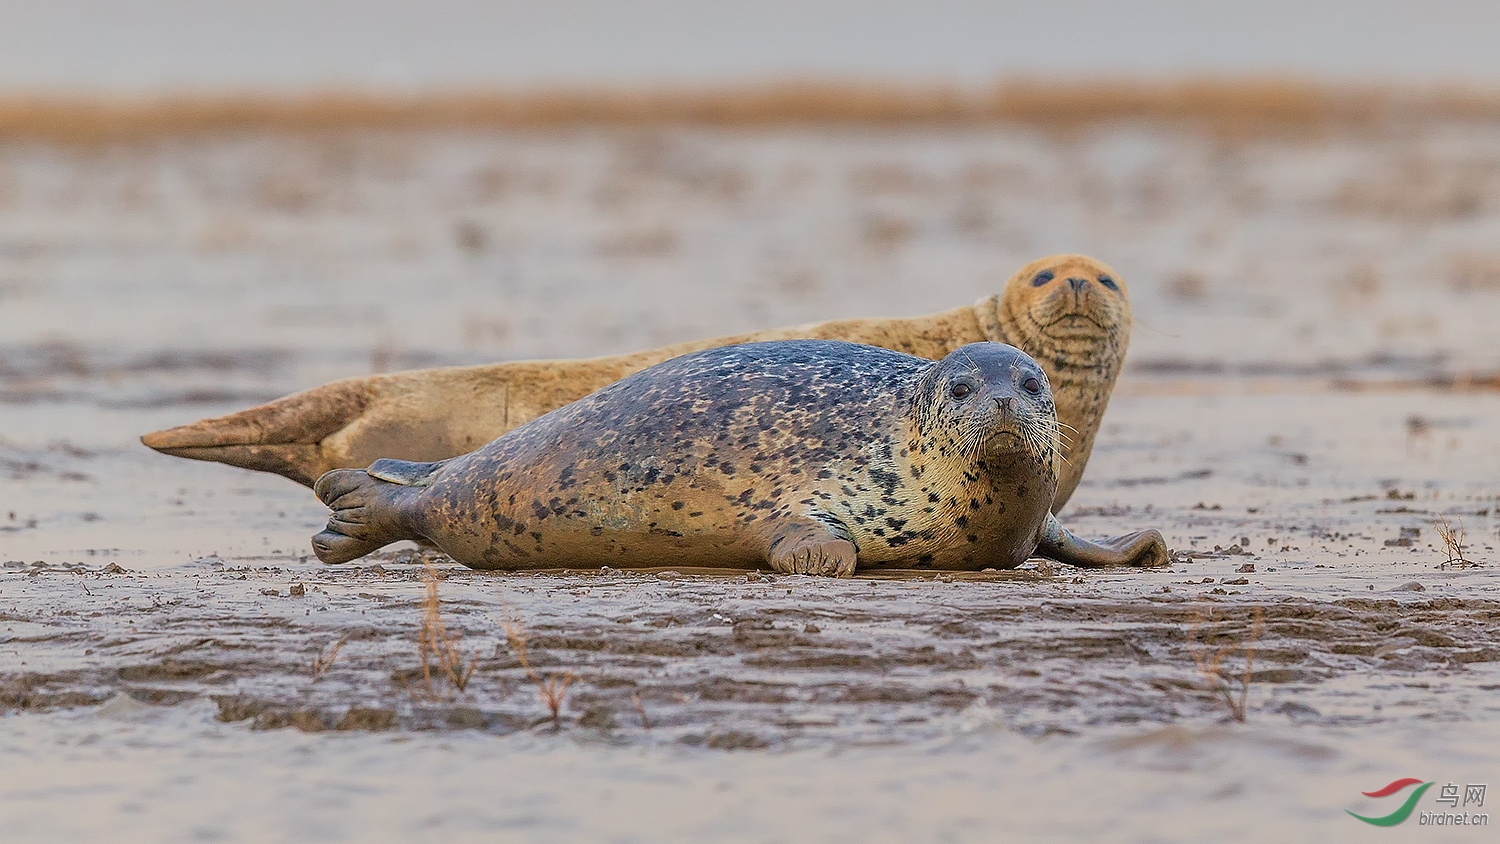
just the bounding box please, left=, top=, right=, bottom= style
left=957, top=346, right=982, bottom=375
left=958, top=423, right=990, bottom=459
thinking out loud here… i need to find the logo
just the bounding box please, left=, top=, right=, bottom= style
left=1348, top=779, right=1488, bottom=827
left=1348, top=779, right=1433, bottom=826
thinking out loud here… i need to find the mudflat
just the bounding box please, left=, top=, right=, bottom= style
left=2, top=115, right=1498, bottom=841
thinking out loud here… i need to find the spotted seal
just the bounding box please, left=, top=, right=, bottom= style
left=143, top=254, right=1132, bottom=513
left=310, top=340, right=1166, bottom=575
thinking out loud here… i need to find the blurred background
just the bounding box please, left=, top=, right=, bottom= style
left=4, top=1, right=1500, bottom=560
left=5, top=0, right=1500, bottom=90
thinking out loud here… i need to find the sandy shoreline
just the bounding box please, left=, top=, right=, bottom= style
left=3, top=119, right=1498, bottom=840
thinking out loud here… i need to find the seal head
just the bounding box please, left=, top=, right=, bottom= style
left=977, top=254, right=1132, bottom=508
left=911, top=344, right=1059, bottom=471
left=1002, top=254, right=1131, bottom=359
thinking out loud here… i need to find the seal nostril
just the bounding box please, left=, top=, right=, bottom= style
left=1068, top=277, right=1087, bottom=292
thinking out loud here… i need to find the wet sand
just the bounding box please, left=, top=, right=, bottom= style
left=2, top=117, right=1499, bottom=841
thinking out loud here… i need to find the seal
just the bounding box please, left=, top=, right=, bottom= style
left=310, top=340, right=1167, bottom=575
left=144, top=254, right=1132, bottom=512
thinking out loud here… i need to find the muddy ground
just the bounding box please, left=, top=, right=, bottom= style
left=1, top=121, right=1498, bottom=842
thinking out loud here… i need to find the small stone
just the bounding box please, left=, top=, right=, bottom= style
left=704, top=730, right=769, bottom=750
left=288, top=583, right=306, bottom=597
left=102, top=563, right=126, bottom=574
left=803, top=623, right=821, bottom=634
left=259, top=588, right=279, bottom=597
left=577, top=707, right=617, bottom=731
left=1386, top=527, right=1421, bottom=547
left=1222, top=577, right=1250, bottom=586
left=96, top=692, right=152, bottom=721
left=1236, top=563, right=1256, bottom=573
left=335, top=707, right=395, bottom=731
left=446, top=707, right=488, bottom=730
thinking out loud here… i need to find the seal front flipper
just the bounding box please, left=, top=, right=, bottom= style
left=1035, top=514, right=1170, bottom=568
left=765, top=515, right=858, bottom=578
left=310, top=468, right=423, bottom=564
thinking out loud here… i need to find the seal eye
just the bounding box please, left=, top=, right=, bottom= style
left=1023, top=377, right=1042, bottom=394
left=950, top=383, right=971, bottom=399
left=1031, top=270, right=1055, bottom=287
left=1098, top=275, right=1119, bottom=292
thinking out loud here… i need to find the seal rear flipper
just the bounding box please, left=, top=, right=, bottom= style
left=141, top=379, right=374, bottom=487
left=1035, top=514, right=1170, bottom=568
left=310, top=468, right=418, bottom=564
left=765, top=515, right=858, bottom=578
left=366, top=457, right=446, bottom=487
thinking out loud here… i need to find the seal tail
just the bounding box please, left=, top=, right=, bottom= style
left=311, top=463, right=433, bottom=563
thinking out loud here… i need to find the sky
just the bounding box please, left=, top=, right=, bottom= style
left=1, top=0, right=1499, bottom=93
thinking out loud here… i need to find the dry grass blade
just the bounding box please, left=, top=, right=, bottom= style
left=1186, top=605, right=1264, bottom=722
left=419, top=561, right=478, bottom=695
left=500, top=606, right=575, bottom=727
left=539, top=673, right=576, bottom=725
left=1434, top=516, right=1479, bottom=568
left=311, top=633, right=350, bottom=681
